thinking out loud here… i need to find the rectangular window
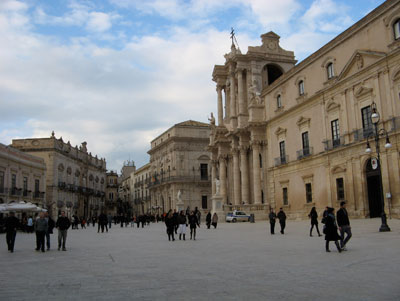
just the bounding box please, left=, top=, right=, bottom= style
left=331, top=119, right=340, bottom=146
left=305, top=183, right=312, bottom=203
left=299, top=81, right=305, bottom=95
left=327, top=63, right=334, bottom=79
left=361, top=106, right=372, bottom=130
left=34, top=179, right=40, bottom=198
left=279, top=141, right=286, bottom=164
left=283, top=187, right=288, bottom=206
left=277, top=95, right=282, bottom=108
left=336, top=178, right=345, bottom=200
left=200, top=164, right=208, bottom=180
left=394, top=20, right=400, bottom=40
left=202, top=195, right=207, bottom=209
left=109, top=192, right=114, bottom=200
left=23, top=177, right=28, bottom=196
left=11, top=174, right=17, bottom=189
left=0, top=171, right=4, bottom=193
left=302, top=132, right=309, bottom=156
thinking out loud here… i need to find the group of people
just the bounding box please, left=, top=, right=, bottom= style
left=268, top=202, right=352, bottom=253
left=4, top=210, right=71, bottom=253
left=164, top=208, right=203, bottom=241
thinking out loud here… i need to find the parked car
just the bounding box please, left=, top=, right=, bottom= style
left=226, top=210, right=251, bottom=223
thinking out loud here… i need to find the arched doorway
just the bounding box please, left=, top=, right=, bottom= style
left=366, top=158, right=382, bottom=218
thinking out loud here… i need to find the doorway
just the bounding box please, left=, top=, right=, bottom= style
left=366, top=159, right=382, bottom=218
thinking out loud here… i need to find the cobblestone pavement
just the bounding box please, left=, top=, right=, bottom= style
left=1, top=218, right=399, bottom=301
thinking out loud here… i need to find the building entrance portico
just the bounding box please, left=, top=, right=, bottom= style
left=366, top=159, right=383, bottom=218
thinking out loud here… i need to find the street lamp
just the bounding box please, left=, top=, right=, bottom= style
left=365, top=101, right=391, bottom=232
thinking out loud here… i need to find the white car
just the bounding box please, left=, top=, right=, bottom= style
left=226, top=210, right=251, bottom=223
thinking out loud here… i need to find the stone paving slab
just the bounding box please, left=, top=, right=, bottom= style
left=0, top=218, right=399, bottom=301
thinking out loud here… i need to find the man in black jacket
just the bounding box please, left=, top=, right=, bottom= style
left=277, top=208, right=287, bottom=234
left=268, top=209, right=276, bottom=235
left=337, top=201, right=351, bottom=250
left=56, top=211, right=71, bottom=251
left=45, top=212, right=55, bottom=251
left=5, top=212, right=20, bottom=253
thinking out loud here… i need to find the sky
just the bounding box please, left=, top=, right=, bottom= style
left=0, top=0, right=386, bottom=173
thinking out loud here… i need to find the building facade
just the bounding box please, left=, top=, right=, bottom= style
left=12, top=132, right=107, bottom=219
left=210, top=0, right=400, bottom=219
left=0, top=143, right=46, bottom=207
left=117, top=160, right=135, bottom=216
left=105, top=171, right=119, bottom=215
left=133, top=163, right=151, bottom=215
left=148, top=120, right=212, bottom=214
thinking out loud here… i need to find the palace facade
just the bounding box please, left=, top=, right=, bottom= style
left=147, top=120, right=211, bottom=214
left=209, top=0, right=400, bottom=219
left=12, top=132, right=107, bottom=218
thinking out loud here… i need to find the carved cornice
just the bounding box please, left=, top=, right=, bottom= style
left=296, top=116, right=311, bottom=129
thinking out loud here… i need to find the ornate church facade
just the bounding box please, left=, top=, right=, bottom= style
left=209, top=0, right=400, bottom=219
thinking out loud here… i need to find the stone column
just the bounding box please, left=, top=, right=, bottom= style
left=240, top=146, right=249, bottom=204
left=230, top=73, right=236, bottom=118
left=219, top=156, right=227, bottom=204
left=238, top=70, right=245, bottom=115
left=225, top=82, right=230, bottom=120
left=211, top=160, right=217, bottom=196
left=251, top=141, right=261, bottom=204
left=217, top=85, right=223, bottom=126
left=232, top=148, right=241, bottom=205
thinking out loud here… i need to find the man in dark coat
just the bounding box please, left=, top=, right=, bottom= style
left=277, top=208, right=287, bottom=234
left=205, top=211, right=212, bottom=229
left=56, top=211, right=71, bottom=251
left=45, top=212, right=55, bottom=250
left=337, top=201, right=352, bottom=250
left=5, top=212, right=20, bottom=253
left=268, top=209, right=276, bottom=235
left=98, top=212, right=108, bottom=233
left=172, top=209, right=179, bottom=234
left=324, top=207, right=342, bottom=253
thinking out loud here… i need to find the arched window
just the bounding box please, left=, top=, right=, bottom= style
left=327, top=62, right=334, bottom=79
left=299, top=80, right=305, bottom=96
left=277, top=94, right=282, bottom=108
left=394, top=19, right=400, bottom=40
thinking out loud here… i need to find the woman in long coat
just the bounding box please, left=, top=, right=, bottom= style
left=211, top=213, right=218, bottom=229
left=324, top=207, right=342, bottom=253
left=308, top=207, right=321, bottom=237
left=188, top=211, right=200, bottom=240
left=165, top=210, right=175, bottom=241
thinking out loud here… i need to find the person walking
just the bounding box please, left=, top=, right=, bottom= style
left=269, top=209, right=276, bottom=235
left=188, top=211, right=200, bottom=240
left=308, top=207, right=321, bottom=237
left=206, top=211, right=212, bottom=229
left=277, top=208, right=286, bottom=234
left=172, top=210, right=179, bottom=234
left=56, top=211, right=71, bottom=251
left=45, top=212, right=55, bottom=250
left=27, top=216, right=34, bottom=233
left=107, top=214, right=112, bottom=229
left=323, top=207, right=342, bottom=253
left=337, top=201, right=352, bottom=251
left=211, top=212, right=218, bottom=229
left=165, top=210, right=175, bottom=241
left=35, top=212, right=48, bottom=252
left=194, top=207, right=201, bottom=226
left=5, top=212, right=20, bottom=253
left=178, top=211, right=187, bottom=240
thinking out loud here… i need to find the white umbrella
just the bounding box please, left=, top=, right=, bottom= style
left=5, top=201, right=37, bottom=211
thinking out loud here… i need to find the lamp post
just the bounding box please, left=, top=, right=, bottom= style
left=365, top=101, right=391, bottom=232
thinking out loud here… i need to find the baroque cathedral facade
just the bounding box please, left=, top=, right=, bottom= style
left=209, top=0, right=400, bottom=219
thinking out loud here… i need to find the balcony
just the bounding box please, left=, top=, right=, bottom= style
left=58, top=181, right=66, bottom=190
left=33, top=191, right=45, bottom=199
left=323, top=136, right=345, bottom=151
left=274, top=155, right=289, bottom=167
left=353, top=127, right=373, bottom=142
left=11, top=188, right=22, bottom=196
left=297, top=147, right=313, bottom=160
left=146, top=175, right=211, bottom=188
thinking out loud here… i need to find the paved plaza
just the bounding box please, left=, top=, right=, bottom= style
left=1, top=218, right=400, bottom=301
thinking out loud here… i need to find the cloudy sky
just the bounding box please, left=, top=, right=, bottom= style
left=0, top=0, right=385, bottom=172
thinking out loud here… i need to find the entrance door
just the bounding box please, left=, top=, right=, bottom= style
left=366, top=159, right=382, bottom=218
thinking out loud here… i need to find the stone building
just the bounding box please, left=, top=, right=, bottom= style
left=105, top=170, right=119, bottom=215
left=133, top=163, right=152, bottom=215
left=12, top=132, right=107, bottom=219
left=117, top=160, right=135, bottom=216
left=0, top=143, right=46, bottom=207
left=209, top=0, right=400, bottom=219
left=148, top=120, right=211, bottom=214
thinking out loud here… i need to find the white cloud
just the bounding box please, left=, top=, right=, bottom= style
left=86, top=12, right=112, bottom=32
